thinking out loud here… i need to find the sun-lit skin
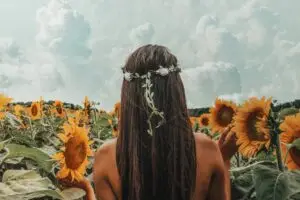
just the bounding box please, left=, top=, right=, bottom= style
left=52, top=121, right=93, bottom=182
left=233, top=97, right=272, bottom=158
left=280, top=113, right=300, bottom=170
left=210, top=99, right=237, bottom=134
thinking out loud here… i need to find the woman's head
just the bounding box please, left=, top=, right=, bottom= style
left=116, top=44, right=196, bottom=200
left=123, top=44, right=178, bottom=74
left=120, top=44, right=187, bottom=127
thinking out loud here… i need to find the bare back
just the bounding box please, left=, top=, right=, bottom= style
left=93, top=133, right=228, bottom=200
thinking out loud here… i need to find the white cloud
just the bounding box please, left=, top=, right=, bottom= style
left=1, top=0, right=300, bottom=110
left=130, top=22, right=155, bottom=45
left=182, top=62, right=241, bottom=107
left=0, top=38, right=27, bottom=64
left=36, top=0, right=91, bottom=59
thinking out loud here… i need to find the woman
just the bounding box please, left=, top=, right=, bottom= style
left=71, top=44, right=237, bottom=200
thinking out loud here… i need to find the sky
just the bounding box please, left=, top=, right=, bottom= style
left=0, top=0, right=299, bottom=110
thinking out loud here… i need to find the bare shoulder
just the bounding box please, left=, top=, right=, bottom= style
left=94, top=138, right=117, bottom=169
left=194, top=133, right=219, bottom=153
left=93, top=138, right=120, bottom=200
left=95, top=138, right=117, bottom=155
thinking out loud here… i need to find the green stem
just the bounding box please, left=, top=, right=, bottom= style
left=275, top=133, right=284, bottom=171
left=236, top=152, right=240, bottom=167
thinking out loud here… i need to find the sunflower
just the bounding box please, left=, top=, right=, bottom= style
left=199, top=114, right=210, bottom=127
left=279, top=113, right=300, bottom=170
left=70, top=110, right=89, bottom=126
left=28, top=101, right=42, bottom=120
left=0, top=94, right=12, bottom=119
left=234, top=97, right=272, bottom=158
left=52, top=100, right=66, bottom=118
left=210, top=99, right=237, bottom=133
left=52, top=121, right=93, bottom=182
left=14, top=105, right=25, bottom=117
left=189, top=117, right=199, bottom=130
left=0, top=93, right=13, bottom=108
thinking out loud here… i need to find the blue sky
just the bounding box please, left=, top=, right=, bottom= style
left=0, top=0, right=299, bottom=110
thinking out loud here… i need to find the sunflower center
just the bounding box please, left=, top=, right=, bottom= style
left=201, top=118, right=209, bottom=126
left=56, top=105, right=63, bottom=114
left=64, top=136, right=87, bottom=169
left=31, top=105, right=38, bottom=116
left=246, top=111, right=266, bottom=141
left=217, top=106, right=234, bottom=126
left=290, top=146, right=300, bottom=167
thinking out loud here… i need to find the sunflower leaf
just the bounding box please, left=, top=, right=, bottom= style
left=9, top=132, right=37, bottom=147
left=253, top=162, right=300, bottom=200
left=230, top=160, right=275, bottom=177
left=0, top=144, right=54, bottom=173
left=5, top=112, right=23, bottom=128
left=0, top=169, right=63, bottom=200
left=0, top=139, right=11, bottom=151
left=2, top=169, right=40, bottom=182
left=60, top=188, right=86, bottom=200
left=230, top=161, right=258, bottom=200
left=4, top=157, right=24, bottom=164
left=97, top=117, right=111, bottom=127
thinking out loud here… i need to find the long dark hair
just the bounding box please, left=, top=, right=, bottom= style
left=116, top=44, right=196, bottom=200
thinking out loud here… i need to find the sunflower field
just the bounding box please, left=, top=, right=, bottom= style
left=1, top=93, right=300, bottom=200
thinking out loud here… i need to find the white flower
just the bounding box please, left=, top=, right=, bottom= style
left=124, top=72, right=133, bottom=81
left=156, top=66, right=169, bottom=76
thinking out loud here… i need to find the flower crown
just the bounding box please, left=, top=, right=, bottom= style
left=121, top=65, right=181, bottom=136
left=122, top=65, right=181, bottom=82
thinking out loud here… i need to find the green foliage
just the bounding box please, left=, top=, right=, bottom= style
left=0, top=102, right=115, bottom=199
left=231, top=160, right=300, bottom=200
left=0, top=170, right=86, bottom=200
left=253, top=162, right=300, bottom=200
left=0, top=144, right=54, bottom=173
left=0, top=169, right=63, bottom=200
left=1, top=100, right=300, bottom=200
